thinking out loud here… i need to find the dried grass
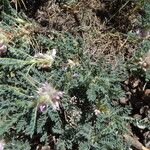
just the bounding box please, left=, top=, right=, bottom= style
left=35, top=0, right=137, bottom=65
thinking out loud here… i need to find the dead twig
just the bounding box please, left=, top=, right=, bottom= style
left=124, top=134, right=150, bottom=150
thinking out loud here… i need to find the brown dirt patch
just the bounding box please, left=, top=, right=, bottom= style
left=32, top=0, right=139, bottom=64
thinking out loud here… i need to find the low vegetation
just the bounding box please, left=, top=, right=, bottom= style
left=0, top=0, right=149, bottom=149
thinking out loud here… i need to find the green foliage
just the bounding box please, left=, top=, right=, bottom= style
left=140, top=0, right=150, bottom=28
left=0, top=0, right=11, bottom=15
left=127, top=0, right=150, bottom=77
left=0, top=1, right=148, bottom=149
left=4, top=139, right=31, bottom=150
left=126, top=0, right=150, bottom=134
left=0, top=5, right=143, bottom=150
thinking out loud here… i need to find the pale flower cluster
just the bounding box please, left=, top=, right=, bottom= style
left=34, top=49, right=56, bottom=68
left=37, top=82, right=64, bottom=112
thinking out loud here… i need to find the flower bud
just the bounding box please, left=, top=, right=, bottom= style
left=0, top=40, right=7, bottom=56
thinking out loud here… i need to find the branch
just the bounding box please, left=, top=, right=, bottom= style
left=123, top=134, right=150, bottom=150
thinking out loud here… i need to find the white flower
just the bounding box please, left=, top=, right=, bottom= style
left=138, top=50, right=150, bottom=71
left=51, top=49, right=56, bottom=58
left=0, top=40, right=7, bottom=56
left=67, top=59, right=79, bottom=68
left=39, top=103, right=48, bottom=112
left=94, top=109, right=101, bottom=115
left=0, top=140, right=5, bottom=150
left=34, top=49, right=57, bottom=68
left=37, top=82, right=64, bottom=111
left=52, top=101, right=60, bottom=110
